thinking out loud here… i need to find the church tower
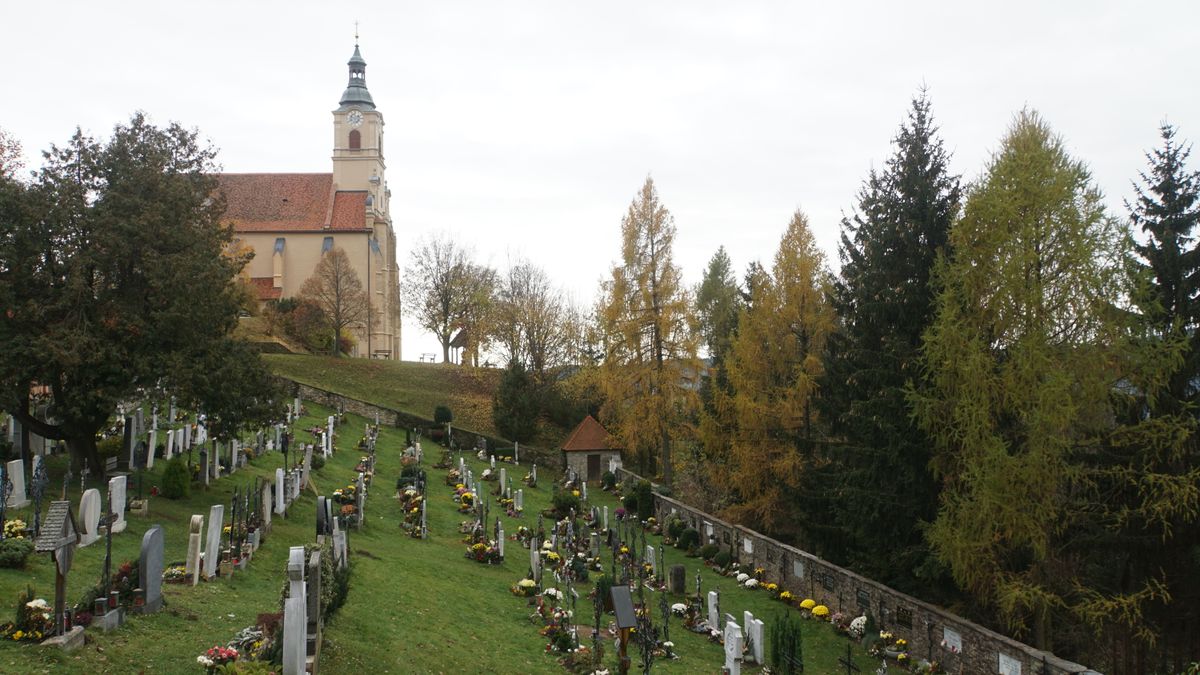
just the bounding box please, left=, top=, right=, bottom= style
left=332, top=43, right=386, bottom=202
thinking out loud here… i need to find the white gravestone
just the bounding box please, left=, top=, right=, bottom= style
left=108, top=476, right=127, bottom=534
left=497, top=526, right=505, bottom=560
left=203, top=504, right=224, bottom=579
left=603, top=505, right=609, bottom=530
left=283, top=547, right=307, bottom=675
left=275, top=469, right=286, bottom=514
left=499, top=468, right=506, bottom=494
left=185, top=514, right=204, bottom=585
left=146, top=430, right=157, bottom=469
left=707, top=590, right=719, bottom=628
left=743, top=611, right=764, bottom=664
left=646, top=545, right=656, bottom=576
left=78, top=488, right=101, bottom=547
left=743, top=538, right=754, bottom=555
left=261, top=482, right=273, bottom=528
left=793, top=559, right=805, bottom=579
left=5, top=459, right=29, bottom=508
left=516, top=489, right=523, bottom=512
left=724, top=620, right=744, bottom=675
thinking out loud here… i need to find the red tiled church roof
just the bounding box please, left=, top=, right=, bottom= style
left=249, top=277, right=282, bottom=300
left=217, top=173, right=369, bottom=232
left=561, top=415, right=615, bottom=452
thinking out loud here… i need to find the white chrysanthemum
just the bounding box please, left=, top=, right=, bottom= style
left=744, top=578, right=759, bottom=588
left=736, top=573, right=750, bottom=583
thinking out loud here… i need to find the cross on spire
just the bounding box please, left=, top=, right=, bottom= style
left=354, top=20, right=359, bottom=44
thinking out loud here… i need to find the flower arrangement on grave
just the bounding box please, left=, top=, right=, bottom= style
left=354, top=457, right=370, bottom=473
left=3, top=519, right=28, bottom=539
left=812, top=604, right=830, bottom=619
left=457, top=491, right=475, bottom=512
left=831, top=611, right=850, bottom=633
left=434, top=450, right=453, bottom=470
left=0, top=589, right=52, bottom=642
left=513, top=526, right=533, bottom=546
left=163, top=565, right=190, bottom=584
left=510, top=578, right=538, bottom=597
left=196, top=644, right=239, bottom=672
left=799, top=598, right=816, bottom=612
left=762, top=582, right=779, bottom=596
left=465, top=541, right=501, bottom=564
left=543, top=551, right=563, bottom=567
left=445, top=469, right=461, bottom=486
left=332, top=484, right=357, bottom=505
left=743, top=577, right=760, bottom=589
left=614, top=507, right=626, bottom=521
left=523, top=471, right=537, bottom=488
left=848, top=615, right=868, bottom=640
left=779, top=590, right=794, bottom=604
left=481, top=468, right=496, bottom=481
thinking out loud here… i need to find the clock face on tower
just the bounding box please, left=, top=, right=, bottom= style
left=348, top=110, right=364, bottom=127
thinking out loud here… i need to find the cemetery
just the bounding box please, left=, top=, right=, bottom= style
left=0, top=393, right=935, bottom=673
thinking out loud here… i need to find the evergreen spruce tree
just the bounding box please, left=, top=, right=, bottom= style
left=492, top=360, right=540, bottom=443
left=816, top=92, right=960, bottom=593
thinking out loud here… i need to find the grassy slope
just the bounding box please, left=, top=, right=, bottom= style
left=0, top=399, right=897, bottom=673
left=265, top=354, right=512, bottom=442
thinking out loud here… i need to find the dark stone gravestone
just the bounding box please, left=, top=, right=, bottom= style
left=668, top=564, right=686, bottom=594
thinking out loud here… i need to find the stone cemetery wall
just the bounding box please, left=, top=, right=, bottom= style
left=281, top=378, right=564, bottom=470
left=615, top=468, right=1097, bottom=675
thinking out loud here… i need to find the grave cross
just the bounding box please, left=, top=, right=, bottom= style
left=100, top=488, right=119, bottom=596
left=838, top=643, right=861, bottom=675
left=61, top=466, right=73, bottom=501
left=229, top=487, right=239, bottom=556
left=659, top=585, right=671, bottom=643
left=592, top=588, right=603, bottom=669
left=31, top=459, right=49, bottom=537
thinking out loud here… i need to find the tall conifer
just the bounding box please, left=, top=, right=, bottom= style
left=817, top=93, right=960, bottom=592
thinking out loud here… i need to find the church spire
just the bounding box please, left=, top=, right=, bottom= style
left=338, top=40, right=375, bottom=110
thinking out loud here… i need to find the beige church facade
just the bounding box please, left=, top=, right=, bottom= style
left=219, top=43, right=401, bottom=359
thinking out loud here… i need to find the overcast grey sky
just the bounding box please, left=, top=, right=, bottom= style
left=3, top=1, right=1198, bottom=361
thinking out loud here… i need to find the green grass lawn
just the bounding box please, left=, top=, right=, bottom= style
left=0, top=399, right=896, bottom=673
left=263, top=354, right=573, bottom=450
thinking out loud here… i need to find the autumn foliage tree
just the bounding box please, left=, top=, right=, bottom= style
left=713, top=210, right=833, bottom=538
left=299, top=246, right=376, bottom=357
left=599, top=177, right=699, bottom=484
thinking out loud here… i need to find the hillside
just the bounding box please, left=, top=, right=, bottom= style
left=264, top=355, right=569, bottom=448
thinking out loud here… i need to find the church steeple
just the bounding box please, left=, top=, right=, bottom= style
left=338, top=43, right=375, bottom=110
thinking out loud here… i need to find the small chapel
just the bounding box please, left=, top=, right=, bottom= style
left=219, top=42, right=402, bottom=359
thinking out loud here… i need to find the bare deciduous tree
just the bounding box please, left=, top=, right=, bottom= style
left=299, top=246, right=376, bottom=356
left=402, top=234, right=496, bottom=364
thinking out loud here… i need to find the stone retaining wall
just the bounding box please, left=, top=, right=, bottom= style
left=281, top=378, right=564, bottom=470
left=616, top=468, right=1099, bottom=675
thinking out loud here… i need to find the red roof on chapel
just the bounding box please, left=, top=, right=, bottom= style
left=217, top=173, right=369, bottom=232
left=561, top=415, right=615, bottom=453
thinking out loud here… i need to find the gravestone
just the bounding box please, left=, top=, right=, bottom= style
left=499, top=467, right=506, bottom=494
left=138, top=525, right=164, bottom=613
left=744, top=611, right=764, bottom=664
left=302, top=445, right=313, bottom=488
left=203, top=504, right=224, bottom=579
left=516, top=489, right=523, bottom=512
left=333, top=530, right=348, bottom=570
left=199, top=450, right=209, bottom=486
left=668, top=564, right=686, bottom=594
left=724, top=620, right=744, bottom=675
left=707, top=590, right=720, bottom=628
left=5, top=459, right=29, bottom=508
left=78, top=489, right=101, bottom=547
left=316, top=497, right=328, bottom=536
left=146, top=430, right=157, bottom=470
left=261, top=482, right=273, bottom=530
left=275, top=469, right=286, bottom=514
left=603, top=506, right=609, bottom=530
left=998, top=653, right=1022, bottom=675
left=306, top=550, right=322, bottom=652
left=530, top=540, right=541, bottom=583
left=185, top=514, right=204, bottom=585
left=107, top=476, right=127, bottom=534
left=645, top=545, right=656, bottom=577
left=283, top=547, right=307, bottom=675
left=497, top=525, right=505, bottom=560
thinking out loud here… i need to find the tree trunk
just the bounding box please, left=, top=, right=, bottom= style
left=442, top=341, right=451, bottom=364
left=66, top=434, right=103, bottom=477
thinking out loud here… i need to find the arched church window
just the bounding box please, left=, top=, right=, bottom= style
left=349, top=129, right=361, bottom=149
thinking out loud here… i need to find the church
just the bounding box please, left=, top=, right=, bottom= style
left=218, top=43, right=402, bottom=359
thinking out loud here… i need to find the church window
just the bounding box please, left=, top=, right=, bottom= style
left=322, top=236, right=334, bottom=254
left=349, top=129, right=361, bottom=149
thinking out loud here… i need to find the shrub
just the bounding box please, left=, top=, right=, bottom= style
left=713, top=550, right=732, bottom=569
left=593, top=573, right=614, bottom=612
left=666, top=517, right=686, bottom=540
left=310, top=454, right=326, bottom=471
left=635, top=480, right=654, bottom=521
left=0, top=538, right=34, bottom=569
left=676, top=528, right=699, bottom=550
left=698, top=544, right=719, bottom=561
left=552, top=490, right=581, bottom=518
left=434, top=406, right=453, bottom=425
left=622, top=493, right=638, bottom=511
left=600, top=471, right=616, bottom=490
left=160, top=456, right=190, bottom=500
left=96, top=436, right=123, bottom=460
